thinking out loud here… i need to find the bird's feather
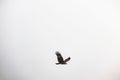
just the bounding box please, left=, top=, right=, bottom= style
left=64, top=57, right=71, bottom=63
left=55, top=51, right=64, bottom=63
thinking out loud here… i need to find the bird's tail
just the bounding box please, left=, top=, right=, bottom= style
left=64, top=57, right=71, bottom=63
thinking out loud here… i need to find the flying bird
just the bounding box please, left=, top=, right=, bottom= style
left=55, top=51, right=71, bottom=65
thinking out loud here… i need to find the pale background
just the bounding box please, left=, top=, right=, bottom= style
left=0, top=0, right=120, bottom=80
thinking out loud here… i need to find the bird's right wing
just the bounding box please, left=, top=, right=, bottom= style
left=64, top=57, right=71, bottom=63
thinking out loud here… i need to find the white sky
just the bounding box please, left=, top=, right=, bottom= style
left=0, top=0, right=120, bottom=80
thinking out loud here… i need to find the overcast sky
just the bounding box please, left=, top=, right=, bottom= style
left=0, top=0, right=120, bottom=80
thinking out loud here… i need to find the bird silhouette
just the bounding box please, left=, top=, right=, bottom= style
left=55, top=51, right=70, bottom=65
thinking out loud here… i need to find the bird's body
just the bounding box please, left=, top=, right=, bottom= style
left=55, top=51, right=70, bottom=65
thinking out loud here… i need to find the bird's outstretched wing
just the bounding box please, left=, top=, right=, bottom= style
left=55, top=51, right=64, bottom=63
left=64, top=57, right=71, bottom=63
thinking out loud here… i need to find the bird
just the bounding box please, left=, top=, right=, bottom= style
left=55, top=51, right=71, bottom=65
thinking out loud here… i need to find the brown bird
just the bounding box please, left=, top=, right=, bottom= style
left=55, top=51, right=71, bottom=65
